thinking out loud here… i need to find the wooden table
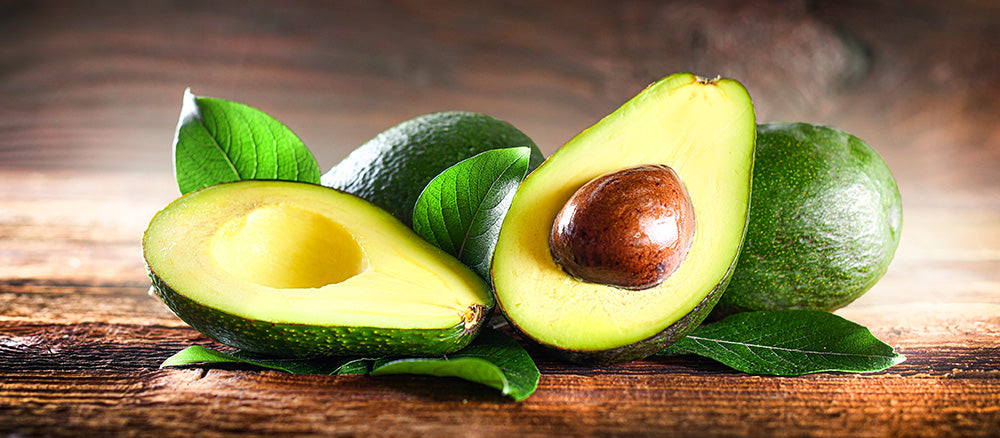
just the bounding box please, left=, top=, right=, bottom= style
left=2, top=1, right=998, bottom=436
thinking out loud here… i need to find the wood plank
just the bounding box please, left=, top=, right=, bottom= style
left=2, top=367, right=998, bottom=437
left=0, top=280, right=178, bottom=326
left=1, top=318, right=998, bottom=437
left=0, top=319, right=997, bottom=375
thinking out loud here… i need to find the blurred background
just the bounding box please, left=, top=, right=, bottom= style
left=3, top=1, right=997, bottom=178
left=1, top=0, right=998, bottom=330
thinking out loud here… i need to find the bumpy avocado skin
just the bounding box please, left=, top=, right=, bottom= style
left=322, top=111, right=545, bottom=227
left=150, top=271, right=488, bottom=357
left=711, top=122, right=903, bottom=318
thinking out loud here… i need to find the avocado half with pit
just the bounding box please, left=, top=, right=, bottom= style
left=491, top=73, right=756, bottom=363
left=143, top=180, right=493, bottom=357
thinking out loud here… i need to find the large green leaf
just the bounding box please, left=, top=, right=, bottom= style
left=412, top=147, right=532, bottom=281
left=370, top=328, right=540, bottom=402
left=659, top=310, right=905, bottom=375
left=159, top=329, right=539, bottom=401
left=173, top=89, right=320, bottom=194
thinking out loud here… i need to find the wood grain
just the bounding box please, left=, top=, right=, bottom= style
left=2, top=339, right=999, bottom=437
left=2, top=370, right=998, bottom=437
left=2, top=0, right=999, bottom=436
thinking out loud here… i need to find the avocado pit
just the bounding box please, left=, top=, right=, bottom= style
left=548, top=164, right=695, bottom=290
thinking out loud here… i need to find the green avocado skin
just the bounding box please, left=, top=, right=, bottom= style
left=321, top=111, right=545, bottom=227
left=711, top=122, right=903, bottom=317
left=150, top=272, right=487, bottom=358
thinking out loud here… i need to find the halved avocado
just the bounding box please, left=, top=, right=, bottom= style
left=491, top=73, right=756, bottom=363
left=143, top=180, right=493, bottom=357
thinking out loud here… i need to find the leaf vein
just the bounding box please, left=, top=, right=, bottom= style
left=684, top=336, right=897, bottom=358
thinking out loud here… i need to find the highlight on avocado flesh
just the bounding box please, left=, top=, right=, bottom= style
left=143, top=180, right=493, bottom=357
left=548, top=164, right=696, bottom=290
left=491, top=72, right=756, bottom=364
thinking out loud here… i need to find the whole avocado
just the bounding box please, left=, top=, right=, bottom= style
left=711, top=122, right=902, bottom=317
left=322, top=111, right=545, bottom=227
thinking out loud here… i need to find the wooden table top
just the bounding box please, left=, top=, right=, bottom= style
left=2, top=1, right=998, bottom=436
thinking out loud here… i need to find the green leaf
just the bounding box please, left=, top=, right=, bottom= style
left=412, top=147, right=531, bottom=281
left=371, top=329, right=539, bottom=401
left=158, top=330, right=540, bottom=401
left=160, top=345, right=374, bottom=375
left=173, top=88, right=321, bottom=194
left=659, top=310, right=905, bottom=375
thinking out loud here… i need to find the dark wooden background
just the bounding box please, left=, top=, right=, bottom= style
left=2, top=1, right=998, bottom=436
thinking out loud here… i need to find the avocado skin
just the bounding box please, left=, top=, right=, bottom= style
left=322, top=111, right=545, bottom=227
left=150, top=271, right=488, bottom=357
left=711, top=122, right=902, bottom=318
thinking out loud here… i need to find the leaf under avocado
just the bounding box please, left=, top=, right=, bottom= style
left=412, top=147, right=532, bottom=281
left=161, top=345, right=374, bottom=375
left=173, top=88, right=321, bottom=194
left=658, top=309, right=905, bottom=375
left=160, top=329, right=539, bottom=401
left=370, top=328, right=540, bottom=401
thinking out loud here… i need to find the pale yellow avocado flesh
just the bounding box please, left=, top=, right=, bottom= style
left=143, top=180, right=492, bottom=330
left=492, top=73, right=755, bottom=351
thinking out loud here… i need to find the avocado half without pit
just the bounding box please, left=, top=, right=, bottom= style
left=491, top=73, right=756, bottom=364
left=143, top=180, right=493, bottom=357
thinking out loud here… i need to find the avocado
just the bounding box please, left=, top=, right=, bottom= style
left=711, top=122, right=902, bottom=317
left=143, top=180, right=493, bottom=357
left=491, top=73, right=756, bottom=364
left=321, top=111, right=545, bottom=227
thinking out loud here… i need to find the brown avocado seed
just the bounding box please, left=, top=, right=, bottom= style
left=549, top=164, right=696, bottom=290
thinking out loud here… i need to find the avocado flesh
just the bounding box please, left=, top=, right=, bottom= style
left=711, top=122, right=902, bottom=317
left=322, top=111, right=545, bottom=226
left=143, top=180, right=493, bottom=357
left=492, top=73, right=756, bottom=363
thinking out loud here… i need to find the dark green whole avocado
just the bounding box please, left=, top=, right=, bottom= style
left=321, top=111, right=545, bottom=226
left=711, top=122, right=903, bottom=318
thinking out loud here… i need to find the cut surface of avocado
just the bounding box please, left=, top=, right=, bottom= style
left=143, top=180, right=493, bottom=357
left=491, top=73, right=756, bottom=362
